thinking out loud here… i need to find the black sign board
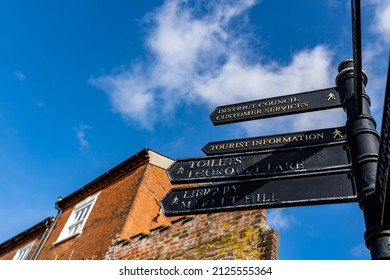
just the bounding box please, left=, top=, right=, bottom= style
left=351, top=0, right=363, bottom=115
left=202, top=127, right=347, bottom=156
left=376, top=58, right=390, bottom=226
left=161, top=170, right=356, bottom=216
left=210, top=87, right=344, bottom=125
left=167, top=142, right=351, bottom=184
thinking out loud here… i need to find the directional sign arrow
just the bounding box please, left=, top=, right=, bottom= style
left=210, top=86, right=344, bottom=125
left=167, top=142, right=351, bottom=184
left=202, top=127, right=347, bottom=156
left=161, top=170, right=356, bottom=216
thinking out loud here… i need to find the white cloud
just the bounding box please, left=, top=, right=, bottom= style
left=90, top=0, right=337, bottom=131
left=267, top=208, right=295, bottom=230
left=363, top=0, right=390, bottom=115
left=90, top=70, right=156, bottom=129
left=364, top=0, right=390, bottom=64
left=369, top=0, right=390, bottom=42
left=194, top=45, right=333, bottom=106
left=34, top=101, right=46, bottom=108
left=13, top=71, right=26, bottom=81
left=75, top=124, right=92, bottom=149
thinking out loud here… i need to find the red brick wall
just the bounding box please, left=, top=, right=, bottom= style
left=37, top=162, right=198, bottom=260
left=119, top=163, right=191, bottom=239
left=107, top=210, right=279, bottom=260
left=38, top=164, right=148, bottom=260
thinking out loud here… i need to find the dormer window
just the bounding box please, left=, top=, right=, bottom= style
left=13, top=241, right=35, bottom=260
left=55, top=192, right=100, bottom=243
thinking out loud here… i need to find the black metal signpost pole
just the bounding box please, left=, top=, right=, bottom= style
left=336, top=59, right=390, bottom=259
left=351, top=0, right=363, bottom=115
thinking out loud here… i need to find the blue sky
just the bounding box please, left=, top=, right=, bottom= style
left=0, top=0, right=389, bottom=260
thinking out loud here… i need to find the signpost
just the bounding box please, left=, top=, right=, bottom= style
left=210, top=86, right=344, bottom=125
left=162, top=2, right=390, bottom=259
left=162, top=171, right=356, bottom=216
left=202, top=127, right=347, bottom=155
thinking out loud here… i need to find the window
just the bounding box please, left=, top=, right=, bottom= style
left=13, top=241, right=35, bottom=260
left=55, top=192, right=100, bottom=243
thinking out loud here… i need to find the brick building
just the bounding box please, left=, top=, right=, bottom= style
left=0, top=149, right=279, bottom=260
left=0, top=218, right=54, bottom=260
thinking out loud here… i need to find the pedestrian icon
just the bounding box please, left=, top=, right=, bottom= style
left=332, top=129, right=343, bottom=139
left=327, top=92, right=337, bottom=101
left=171, top=196, right=179, bottom=205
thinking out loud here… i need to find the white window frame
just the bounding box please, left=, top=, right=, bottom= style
left=13, top=241, right=35, bottom=260
left=55, top=192, right=100, bottom=244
